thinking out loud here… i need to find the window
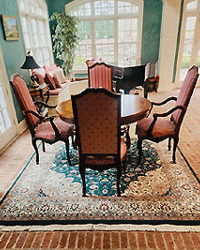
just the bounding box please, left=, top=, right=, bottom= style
left=18, top=0, right=53, bottom=66
left=66, top=0, right=143, bottom=73
left=176, top=0, right=200, bottom=85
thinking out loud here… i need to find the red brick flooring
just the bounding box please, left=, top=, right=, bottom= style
left=0, top=230, right=200, bottom=249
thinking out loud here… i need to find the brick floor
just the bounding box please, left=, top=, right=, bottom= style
left=0, top=230, right=200, bottom=249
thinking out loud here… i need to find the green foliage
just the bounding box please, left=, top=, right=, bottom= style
left=50, top=13, right=79, bottom=75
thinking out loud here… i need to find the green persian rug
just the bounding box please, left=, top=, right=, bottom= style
left=0, top=139, right=200, bottom=225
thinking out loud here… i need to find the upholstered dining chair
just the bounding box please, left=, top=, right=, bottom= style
left=87, top=61, right=114, bottom=91
left=136, top=65, right=199, bottom=164
left=71, top=88, right=127, bottom=197
left=10, top=74, right=74, bottom=165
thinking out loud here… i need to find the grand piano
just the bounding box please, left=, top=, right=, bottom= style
left=110, top=64, right=147, bottom=96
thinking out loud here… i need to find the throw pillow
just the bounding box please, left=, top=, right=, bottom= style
left=44, top=73, right=56, bottom=90
left=53, top=73, right=62, bottom=88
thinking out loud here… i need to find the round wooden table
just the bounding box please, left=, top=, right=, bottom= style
left=56, top=94, right=151, bottom=125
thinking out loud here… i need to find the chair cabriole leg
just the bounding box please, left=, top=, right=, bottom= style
left=32, top=139, right=39, bottom=164
left=168, top=138, right=171, bottom=151
left=65, top=140, right=71, bottom=165
left=80, top=165, right=86, bottom=197
left=172, top=137, right=179, bottom=164
left=117, top=166, right=121, bottom=197
left=137, top=138, right=142, bottom=165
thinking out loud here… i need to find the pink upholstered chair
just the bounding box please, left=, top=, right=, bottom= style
left=10, top=74, right=74, bottom=165
left=87, top=61, right=114, bottom=91
left=71, top=88, right=127, bottom=197
left=136, top=65, right=199, bottom=164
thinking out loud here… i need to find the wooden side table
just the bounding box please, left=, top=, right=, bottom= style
left=29, top=83, right=49, bottom=101
left=29, top=83, right=49, bottom=115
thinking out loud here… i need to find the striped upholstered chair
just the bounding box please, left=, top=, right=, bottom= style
left=87, top=61, right=114, bottom=91
left=72, top=88, right=127, bottom=197
left=10, top=74, right=74, bottom=165
left=136, top=65, right=199, bottom=164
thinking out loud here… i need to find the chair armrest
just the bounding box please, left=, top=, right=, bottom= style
left=148, top=96, right=177, bottom=116
left=34, top=101, right=57, bottom=109
left=151, top=96, right=177, bottom=107
left=147, top=105, right=185, bottom=137
left=24, top=110, right=61, bottom=139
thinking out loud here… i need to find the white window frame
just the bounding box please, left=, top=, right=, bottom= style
left=17, top=0, right=54, bottom=66
left=66, top=0, right=143, bottom=75
left=175, top=0, right=200, bottom=87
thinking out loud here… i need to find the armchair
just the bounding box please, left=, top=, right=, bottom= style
left=10, top=74, right=74, bottom=165
left=136, top=65, right=199, bottom=164
left=71, top=88, right=127, bottom=197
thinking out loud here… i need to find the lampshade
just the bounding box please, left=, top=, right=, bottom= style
left=20, top=51, right=41, bottom=69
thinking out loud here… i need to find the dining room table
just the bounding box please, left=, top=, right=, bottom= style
left=56, top=94, right=151, bottom=125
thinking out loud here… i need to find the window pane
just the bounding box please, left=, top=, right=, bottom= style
left=181, top=17, right=196, bottom=71
left=74, top=44, right=92, bottom=68
left=118, top=43, right=136, bottom=66
left=71, top=3, right=91, bottom=16
left=186, top=0, right=197, bottom=10
left=94, top=0, right=114, bottom=15
left=78, top=21, right=91, bottom=41
left=0, top=113, right=6, bottom=134
left=95, top=20, right=114, bottom=44
left=2, top=108, right=11, bottom=130
left=96, top=44, right=114, bottom=64
left=118, top=1, right=139, bottom=14
left=118, top=19, right=137, bottom=42
left=0, top=86, right=6, bottom=108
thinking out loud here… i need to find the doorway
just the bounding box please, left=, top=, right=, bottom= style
left=0, top=46, right=18, bottom=151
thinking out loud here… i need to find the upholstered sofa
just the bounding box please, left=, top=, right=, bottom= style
left=33, top=64, right=88, bottom=116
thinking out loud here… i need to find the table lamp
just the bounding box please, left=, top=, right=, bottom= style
left=20, top=51, right=41, bottom=88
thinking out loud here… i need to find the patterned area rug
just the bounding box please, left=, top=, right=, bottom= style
left=0, top=139, right=200, bottom=224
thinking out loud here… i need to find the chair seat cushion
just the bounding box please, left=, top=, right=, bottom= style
left=84, top=138, right=127, bottom=165
left=136, top=117, right=175, bottom=139
left=35, top=119, right=74, bottom=141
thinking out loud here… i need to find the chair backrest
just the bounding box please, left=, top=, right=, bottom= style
left=172, top=65, right=199, bottom=129
left=10, top=74, right=39, bottom=127
left=72, top=88, right=121, bottom=156
left=87, top=62, right=113, bottom=91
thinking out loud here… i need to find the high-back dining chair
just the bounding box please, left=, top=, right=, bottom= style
left=10, top=74, right=74, bottom=165
left=71, top=88, right=127, bottom=197
left=87, top=61, right=113, bottom=91
left=136, top=65, right=199, bottom=164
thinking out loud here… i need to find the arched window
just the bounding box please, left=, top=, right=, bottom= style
left=18, top=0, right=53, bottom=66
left=176, top=0, right=200, bottom=86
left=66, top=0, right=143, bottom=73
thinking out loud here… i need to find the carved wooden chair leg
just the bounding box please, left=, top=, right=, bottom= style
left=65, top=140, right=71, bottom=165
left=117, top=166, right=121, bottom=197
left=168, top=138, right=171, bottom=151
left=80, top=166, right=86, bottom=197
left=32, top=139, right=39, bottom=164
left=42, top=140, right=45, bottom=152
left=122, top=161, right=126, bottom=173
left=172, top=137, right=179, bottom=164
left=137, top=138, right=143, bottom=165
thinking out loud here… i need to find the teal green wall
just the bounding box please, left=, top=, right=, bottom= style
left=141, top=0, right=163, bottom=64
left=0, top=0, right=29, bottom=123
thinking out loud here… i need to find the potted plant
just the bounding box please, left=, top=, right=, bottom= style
left=50, top=13, right=79, bottom=76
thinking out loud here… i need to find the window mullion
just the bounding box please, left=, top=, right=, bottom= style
left=91, top=0, right=96, bottom=59
left=114, top=0, right=118, bottom=65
